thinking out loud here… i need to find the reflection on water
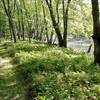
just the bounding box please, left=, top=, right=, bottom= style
left=67, top=37, right=93, bottom=52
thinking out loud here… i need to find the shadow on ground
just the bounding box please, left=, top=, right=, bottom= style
left=0, top=42, right=24, bottom=100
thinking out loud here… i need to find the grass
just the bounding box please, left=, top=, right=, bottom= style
left=0, top=40, right=100, bottom=100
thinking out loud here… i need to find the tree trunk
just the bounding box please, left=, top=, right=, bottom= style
left=1, top=0, right=17, bottom=43
left=8, top=15, right=17, bottom=43
left=62, top=0, right=71, bottom=47
left=45, top=0, right=64, bottom=47
left=45, top=0, right=71, bottom=47
left=20, top=8, right=25, bottom=41
left=91, top=0, right=100, bottom=64
left=16, top=3, right=21, bottom=40
left=35, top=0, right=39, bottom=40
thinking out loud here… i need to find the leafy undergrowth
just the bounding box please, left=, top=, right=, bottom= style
left=0, top=40, right=100, bottom=100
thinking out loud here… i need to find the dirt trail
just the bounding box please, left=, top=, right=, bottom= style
left=0, top=57, right=21, bottom=100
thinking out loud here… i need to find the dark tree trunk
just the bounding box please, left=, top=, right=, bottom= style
left=16, top=3, right=21, bottom=40
left=20, top=8, right=25, bottom=41
left=1, top=0, right=17, bottom=43
left=39, top=27, right=43, bottom=41
left=35, top=0, right=39, bottom=40
left=45, top=0, right=71, bottom=47
left=91, top=0, right=100, bottom=64
left=87, top=44, right=92, bottom=53
left=16, top=21, right=20, bottom=40
left=8, top=14, right=17, bottom=43
left=45, top=0, right=63, bottom=47
left=62, top=0, right=67, bottom=47
left=42, top=3, right=49, bottom=43
left=62, top=0, right=71, bottom=47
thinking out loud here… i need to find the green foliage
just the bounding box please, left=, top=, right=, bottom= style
left=68, top=0, right=93, bottom=36
left=0, top=40, right=100, bottom=99
left=0, top=0, right=94, bottom=40
left=10, top=41, right=100, bottom=100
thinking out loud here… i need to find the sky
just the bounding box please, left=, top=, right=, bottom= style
left=83, top=0, right=100, bottom=3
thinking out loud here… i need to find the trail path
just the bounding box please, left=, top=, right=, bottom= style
left=0, top=57, right=21, bottom=100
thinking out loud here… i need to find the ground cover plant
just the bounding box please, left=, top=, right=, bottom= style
left=0, top=40, right=100, bottom=100
left=0, top=0, right=100, bottom=100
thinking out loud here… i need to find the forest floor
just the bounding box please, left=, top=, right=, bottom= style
left=0, top=40, right=100, bottom=100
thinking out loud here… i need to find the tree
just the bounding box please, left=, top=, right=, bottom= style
left=91, top=0, right=100, bottom=64
left=68, top=0, right=93, bottom=37
left=1, top=0, right=17, bottom=43
left=0, top=2, right=7, bottom=38
left=45, top=0, right=71, bottom=47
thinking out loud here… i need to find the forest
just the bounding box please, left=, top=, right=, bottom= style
left=0, top=0, right=100, bottom=100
